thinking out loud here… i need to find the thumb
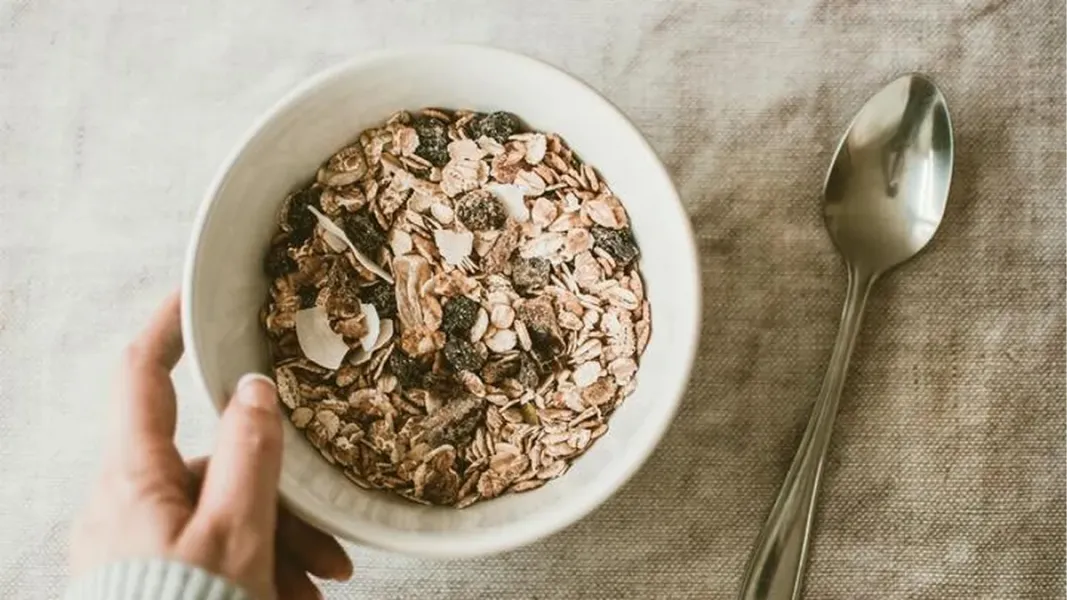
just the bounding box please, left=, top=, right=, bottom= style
left=196, top=373, right=284, bottom=534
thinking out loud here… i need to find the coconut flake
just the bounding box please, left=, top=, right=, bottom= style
left=307, top=206, right=394, bottom=283
left=486, top=183, right=528, bottom=222
left=524, top=134, right=547, bottom=165
left=320, top=226, right=348, bottom=252
left=373, top=318, right=395, bottom=350
left=360, top=303, right=380, bottom=352
left=434, top=229, right=474, bottom=266
left=348, top=318, right=396, bottom=366
left=295, top=307, right=350, bottom=369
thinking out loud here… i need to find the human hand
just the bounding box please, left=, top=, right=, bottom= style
left=69, top=292, right=352, bottom=599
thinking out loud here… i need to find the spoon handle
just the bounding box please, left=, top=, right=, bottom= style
left=739, top=266, right=875, bottom=600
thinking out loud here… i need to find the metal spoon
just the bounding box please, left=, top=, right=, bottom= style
left=739, top=74, right=954, bottom=600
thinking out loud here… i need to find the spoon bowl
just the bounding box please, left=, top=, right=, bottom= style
left=740, top=74, right=953, bottom=600
left=824, top=74, right=954, bottom=274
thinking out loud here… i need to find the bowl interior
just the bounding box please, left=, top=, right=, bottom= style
left=184, top=46, right=699, bottom=557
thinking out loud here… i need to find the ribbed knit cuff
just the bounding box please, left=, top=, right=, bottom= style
left=63, top=559, right=252, bottom=600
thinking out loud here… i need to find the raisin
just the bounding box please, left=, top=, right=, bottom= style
left=481, top=358, right=519, bottom=385
left=442, top=337, right=486, bottom=372
left=510, top=255, right=550, bottom=293
left=359, top=281, right=397, bottom=319
left=341, top=209, right=386, bottom=256
left=419, top=394, right=485, bottom=447
left=423, top=372, right=466, bottom=399
left=455, top=189, right=507, bottom=231
left=591, top=225, right=640, bottom=267
left=263, top=244, right=296, bottom=278
left=441, top=296, right=480, bottom=335
left=389, top=350, right=430, bottom=389
left=412, top=116, right=450, bottom=167
left=516, top=296, right=564, bottom=357
left=471, top=111, right=521, bottom=143
left=516, top=352, right=542, bottom=389
left=298, top=285, right=319, bottom=309
left=286, top=187, right=322, bottom=237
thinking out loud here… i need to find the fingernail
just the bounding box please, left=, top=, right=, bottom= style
left=235, top=373, right=278, bottom=410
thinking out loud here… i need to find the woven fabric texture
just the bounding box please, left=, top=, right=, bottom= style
left=1, top=1, right=1063, bottom=598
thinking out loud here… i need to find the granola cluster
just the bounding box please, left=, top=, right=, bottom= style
left=261, top=108, right=651, bottom=508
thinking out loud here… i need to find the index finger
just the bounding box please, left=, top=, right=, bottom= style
left=113, top=291, right=184, bottom=452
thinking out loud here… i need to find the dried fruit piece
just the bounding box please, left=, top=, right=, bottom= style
left=307, top=206, right=393, bottom=283
left=455, top=189, right=507, bottom=231
left=517, top=353, right=542, bottom=389
left=413, top=115, right=450, bottom=167
left=264, top=244, right=296, bottom=278
left=481, top=219, right=522, bottom=275
left=417, top=393, right=485, bottom=447
left=442, top=336, right=486, bottom=372
left=388, top=350, right=429, bottom=389
left=471, top=111, right=521, bottom=143
left=341, top=210, right=387, bottom=257
left=481, top=357, right=519, bottom=385
left=284, top=188, right=322, bottom=238
left=516, top=296, right=563, bottom=355
left=441, top=296, right=480, bottom=335
left=359, top=281, right=397, bottom=319
left=510, top=256, right=550, bottom=293
left=591, top=225, right=639, bottom=267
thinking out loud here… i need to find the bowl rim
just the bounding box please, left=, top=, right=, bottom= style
left=181, top=43, right=702, bottom=558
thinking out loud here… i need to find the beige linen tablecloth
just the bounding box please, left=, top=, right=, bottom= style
left=1, top=1, right=1063, bottom=598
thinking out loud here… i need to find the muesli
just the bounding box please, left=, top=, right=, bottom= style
left=261, top=108, right=651, bottom=507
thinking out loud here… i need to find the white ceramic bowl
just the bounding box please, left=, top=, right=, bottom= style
left=182, top=45, right=700, bottom=558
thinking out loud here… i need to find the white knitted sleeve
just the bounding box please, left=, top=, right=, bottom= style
left=63, top=559, right=253, bottom=600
